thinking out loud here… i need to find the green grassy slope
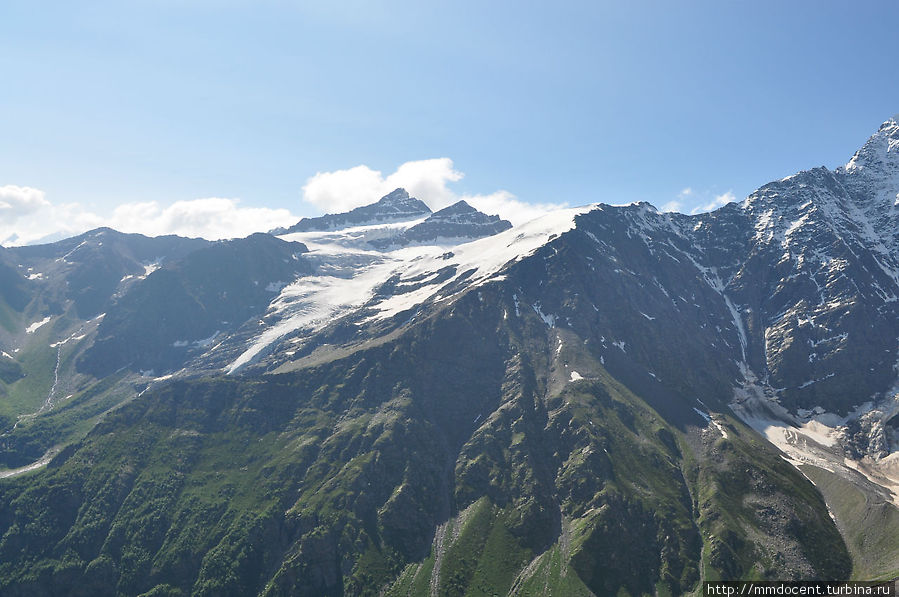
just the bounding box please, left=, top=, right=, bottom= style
left=0, top=288, right=852, bottom=596
left=801, top=465, right=899, bottom=581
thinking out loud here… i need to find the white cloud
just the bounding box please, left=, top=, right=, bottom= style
left=0, top=191, right=297, bottom=246
left=0, top=199, right=103, bottom=246
left=302, top=165, right=388, bottom=213
left=384, top=158, right=463, bottom=210
left=303, top=158, right=464, bottom=213
left=690, top=191, right=736, bottom=215
left=659, top=200, right=683, bottom=213
left=2, top=157, right=567, bottom=245
left=108, top=198, right=295, bottom=240
left=0, top=185, right=50, bottom=223
left=459, top=191, right=566, bottom=225
left=658, top=187, right=698, bottom=213
left=302, top=158, right=564, bottom=225
left=659, top=188, right=738, bottom=215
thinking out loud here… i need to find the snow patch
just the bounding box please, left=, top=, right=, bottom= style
left=226, top=265, right=398, bottom=374
left=798, top=372, right=835, bottom=389
left=365, top=205, right=597, bottom=322
left=712, top=420, right=729, bottom=438
left=195, top=331, right=219, bottom=348
left=58, top=240, right=87, bottom=263
left=25, top=316, right=51, bottom=334
left=532, top=303, right=556, bottom=328
left=731, top=369, right=899, bottom=507
left=692, top=407, right=730, bottom=438
left=370, top=282, right=443, bottom=319
left=173, top=332, right=219, bottom=349
left=49, top=333, right=86, bottom=348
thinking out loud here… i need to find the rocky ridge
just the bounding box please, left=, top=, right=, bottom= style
left=276, top=188, right=432, bottom=234
left=368, top=200, right=512, bottom=249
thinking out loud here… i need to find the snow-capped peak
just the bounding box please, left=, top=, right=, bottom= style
left=279, top=188, right=432, bottom=234
left=842, top=116, right=899, bottom=174
left=371, top=188, right=427, bottom=213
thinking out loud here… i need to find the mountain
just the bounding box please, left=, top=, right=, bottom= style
left=276, top=188, right=432, bottom=234
left=78, top=233, right=311, bottom=378
left=5, top=228, right=210, bottom=319
left=1, top=117, right=899, bottom=595
left=368, top=200, right=512, bottom=249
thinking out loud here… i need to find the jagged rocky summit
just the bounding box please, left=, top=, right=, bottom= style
left=276, top=188, right=432, bottom=234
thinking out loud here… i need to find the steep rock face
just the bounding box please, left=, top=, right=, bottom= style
left=727, top=167, right=899, bottom=414
left=279, top=189, right=431, bottom=234
left=837, top=115, right=899, bottom=246
left=368, top=200, right=512, bottom=248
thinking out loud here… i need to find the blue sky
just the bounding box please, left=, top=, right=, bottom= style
left=1, top=0, right=897, bottom=243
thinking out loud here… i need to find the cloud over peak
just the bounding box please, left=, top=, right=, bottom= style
left=690, top=191, right=736, bottom=214
left=659, top=188, right=738, bottom=215
left=302, top=158, right=464, bottom=215
left=302, top=158, right=564, bottom=225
